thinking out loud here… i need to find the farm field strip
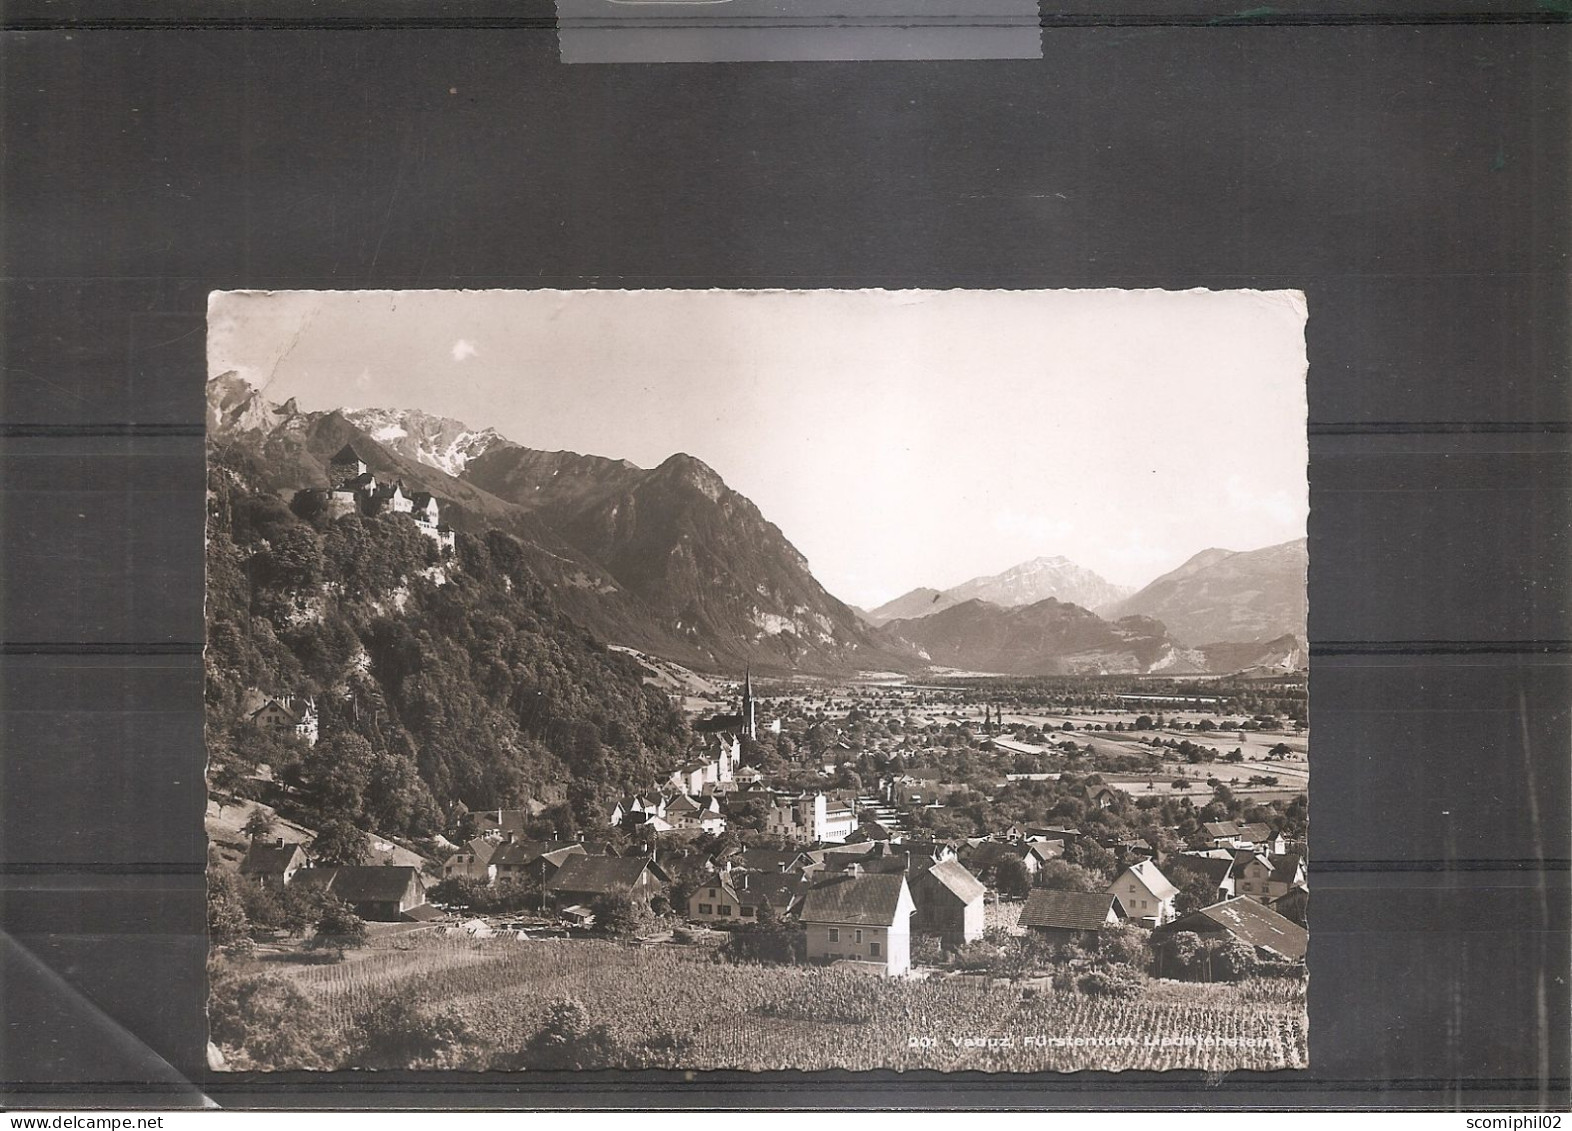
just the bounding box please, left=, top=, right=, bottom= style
left=279, top=936, right=1307, bottom=1072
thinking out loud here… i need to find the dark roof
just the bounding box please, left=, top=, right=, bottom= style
left=734, top=871, right=809, bottom=908
left=917, top=859, right=986, bottom=905
left=1169, top=854, right=1233, bottom=887
left=737, top=848, right=805, bottom=873
left=965, top=840, right=1029, bottom=868
left=1228, top=850, right=1268, bottom=878
left=546, top=854, right=666, bottom=896
left=330, top=443, right=364, bottom=463
left=799, top=873, right=911, bottom=927
left=541, top=846, right=587, bottom=868
left=1203, top=821, right=1242, bottom=838
left=492, top=840, right=567, bottom=868
left=820, top=841, right=879, bottom=860
left=1155, top=896, right=1308, bottom=960
left=1268, top=854, right=1304, bottom=885
left=1239, top=822, right=1276, bottom=842
left=402, top=902, right=444, bottom=922
left=296, top=865, right=421, bottom=904
left=1027, top=841, right=1064, bottom=864
left=1021, top=889, right=1120, bottom=931
left=238, top=841, right=304, bottom=876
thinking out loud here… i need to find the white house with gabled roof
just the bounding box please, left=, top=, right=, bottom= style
left=1110, top=859, right=1180, bottom=927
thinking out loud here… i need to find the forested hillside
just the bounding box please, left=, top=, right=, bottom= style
left=205, top=447, right=692, bottom=842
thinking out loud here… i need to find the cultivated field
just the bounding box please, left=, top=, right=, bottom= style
left=260, top=933, right=1307, bottom=1072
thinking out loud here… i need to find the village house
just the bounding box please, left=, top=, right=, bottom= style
left=798, top=871, right=916, bottom=976
left=1200, top=820, right=1243, bottom=848
left=1026, top=840, right=1065, bottom=872
left=293, top=865, right=429, bottom=921
left=247, top=694, right=319, bottom=747
left=544, top=854, right=670, bottom=914
left=734, top=847, right=814, bottom=874
left=441, top=837, right=498, bottom=883
left=610, top=794, right=666, bottom=826
left=471, top=794, right=563, bottom=841
left=491, top=839, right=586, bottom=887
left=1020, top=889, right=1126, bottom=945
left=731, top=870, right=810, bottom=919
left=1228, top=851, right=1306, bottom=903
left=687, top=875, right=747, bottom=924
left=1088, top=784, right=1122, bottom=810
left=909, top=859, right=987, bottom=946
left=1025, top=825, right=1083, bottom=848
left=963, top=839, right=1041, bottom=886
left=238, top=838, right=308, bottom=888
left=1152, top=895, right=1308, bottom=962
left=1201, top=820, right=1287, bottom=854
left=1109, top=859, right=1180, bottom=927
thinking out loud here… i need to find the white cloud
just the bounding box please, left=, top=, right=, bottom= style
left=451, top=339, right=478, bottom=362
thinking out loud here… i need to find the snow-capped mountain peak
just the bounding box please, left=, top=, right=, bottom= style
left=944, top=556, right=1135, bottom=612
left=341, top=407, right=511, bottom=476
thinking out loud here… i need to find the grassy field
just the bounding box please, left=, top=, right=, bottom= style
left=247, top=932, right=1307, bottom=1072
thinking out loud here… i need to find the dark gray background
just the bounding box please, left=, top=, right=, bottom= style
left=2, top=0, right=1568, bottom=1108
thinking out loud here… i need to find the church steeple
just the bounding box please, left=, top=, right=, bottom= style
left=741, top=667, right=757, bottom=741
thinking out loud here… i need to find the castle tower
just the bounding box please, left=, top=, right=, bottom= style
left=328, top=443, right=368, bottom=488
left=741, top=667, right=757, bottom=741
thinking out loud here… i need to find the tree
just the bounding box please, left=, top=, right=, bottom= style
left=1065, top=839, right=1117, bottom=882
left=208, top=962, right=346, bottom=1070
left=429, top=875, right=488, bottom=911
left=513, top=998, right=623, bottom=1070
left=994, top=856, right=1033, bottom=900
left=210, top=762, right=254, bottom=814
left=349, top=994, right=480, bottom=1069
left=207, top=870, right=253, bottom=951
left=1034, top=860, right=1102, bottom=894
left=589, top=892, right=651, bottom=938
left=1163, top=857, right=1226, bottom=915
left=311, top=819, right=371, bottom=866
left=722, top=918, right=806, bottom=964
left=309, top=899, right=367, bottom=958
left=1210, top=937, right=1259, bottom=981
left=1157, top=930, right=1203, bottom=979
left=242, top=809, right=278, bottom=841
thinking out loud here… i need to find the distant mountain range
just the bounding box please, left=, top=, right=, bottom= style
left=207, top=374, right=1306, bottom=678
left=883, top=597, right=1305, bottom=678
left=864, top=557, right=1133, bottom=625
left=884, top=599, right=1186, bottom=676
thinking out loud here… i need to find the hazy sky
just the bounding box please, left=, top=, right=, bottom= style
left=209, top=288, right=1308, bottom=608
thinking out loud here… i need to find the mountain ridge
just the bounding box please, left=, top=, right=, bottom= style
left=206, top=374, right=911, bottom=675
left=1106, top=538, right=1307, bottom=645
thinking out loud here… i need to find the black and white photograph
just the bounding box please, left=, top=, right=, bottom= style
left=202, top=286, right=1309, bottom=1073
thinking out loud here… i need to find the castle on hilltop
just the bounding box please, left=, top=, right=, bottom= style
left=310, top=444, right=455, bottom=550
